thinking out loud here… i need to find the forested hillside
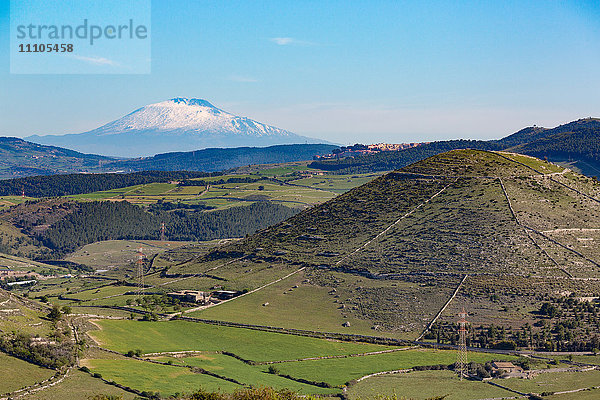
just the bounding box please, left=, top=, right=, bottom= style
left=508, top=118, right=600, bottom=176
left=0, top=137, right=110, bottom=178
left=5, top=200, right=298, bottom=255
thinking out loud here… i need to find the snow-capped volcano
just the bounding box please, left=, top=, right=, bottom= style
left=93, top=98, right=296, bottom=137
left=27, top=98, right=325, bottom=157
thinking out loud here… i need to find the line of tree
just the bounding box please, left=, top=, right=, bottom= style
left=0, top=170, right=219, bottom=197
left=179, top=176, right=271, bottom=186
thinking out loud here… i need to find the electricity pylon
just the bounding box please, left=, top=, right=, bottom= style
left=136, top=247, right=145, bottom=300
left=457, top=308, right=469, bottom=380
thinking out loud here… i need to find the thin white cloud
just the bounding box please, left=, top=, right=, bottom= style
left=228, top=75, right=258, bottom=83
left=71, top=55, right=119, bottom=67
left=269, top=37, right=315, bottom=46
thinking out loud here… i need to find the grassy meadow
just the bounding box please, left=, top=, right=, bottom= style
left=346, top=370, right=515, bottom=400
left=88, top=319, right=395, bottom=362
left=0, top=353, right=55, bottom=394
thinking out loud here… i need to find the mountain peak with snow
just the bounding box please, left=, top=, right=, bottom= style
left=27, top=98, right=327, bottom=157
left=168, top=97, right=216, bottom=108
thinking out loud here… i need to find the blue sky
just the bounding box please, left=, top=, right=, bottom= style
left=1, top=0, right=599, bottom=145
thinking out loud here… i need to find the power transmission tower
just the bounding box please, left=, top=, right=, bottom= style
left=160, top=222, right=166, bottom=241
left=457, top=308, right=469, bottom=380
left=136, top=247, right=145, bottom=300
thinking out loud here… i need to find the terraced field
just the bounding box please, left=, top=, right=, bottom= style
left=82, top=319, right=520, bottom=397
left=67, top=170, right=381, bottom=211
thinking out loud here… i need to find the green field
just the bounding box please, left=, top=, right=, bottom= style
left=545, top=389, right=600, bottom=400
left=569, top=354, right=600, bottom=365
left=85, top=320, right=524, bottom=396
left=500, top=369, right=600, bottom=394
left=66, top=284, right=133, bottom=301
left=0, top=195, right=29, bottom=210
left=0, top=353, right=55, bottom=394
left=86, top=358, right=241, bottom=395
left=65, top=170, right=380, bottom=212
left=155, top=354, right=339, bottom=394
left=88, top=320, right=395, bottom=362
left=28, top=277, right=112, bottom=300
left=346, top=370, right=515, bottom=400
left=18, top=370, right=137, bottom=400
left=274, top=349, right=518, bottom=386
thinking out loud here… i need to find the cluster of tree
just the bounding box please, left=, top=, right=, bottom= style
left=0, top=232, right=48, bottom=259
left=332, top=143, right=370, bottom=154
left=179, top=176, right=271, bottom=186
left=163, top=203, right=297, bottom=242
left=39, top=201, right=158, bottom=253
left=46, top=305, right=72, bottom=322
left=38, top=259, right=94, bottom=273
left=0, top=170, right=215, bottom=197
left=426, top=297, right=600, bottom=352
left=308, top=140, right=503, bottom=173
left=148, top=200, right=215, bottom=212
left=126, top=294, right=181, bottom=313
left=0, top=332, right=76, bottom=369
left=39, top=201, right=299, bottom=254
left=104, top=144, right=338, bottom=172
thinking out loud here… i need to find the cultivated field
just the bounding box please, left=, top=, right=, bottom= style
left=67, top=169, right=381, bottom=212
left=87, top=319, right=394, bottom=361
left=347, top=370, right=516, bottom=400
left=0, top=352, right=55, bottom=394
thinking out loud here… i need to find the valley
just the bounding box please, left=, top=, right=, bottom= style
left=2, top=150, right=600, bottom=399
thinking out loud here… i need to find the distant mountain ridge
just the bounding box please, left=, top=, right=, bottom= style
left=106, top=144, right=338, bottom=172
left=310, top=118, right=600, bottom=177
left=0, top=141, right=337, bottom=179
left=505, top=118, right=600, bottom=176
left=3, top=116, right=600, bottom=179
left=0, top=137, right=109, bottom=178
left=27, top=98, right=327, bottom=157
